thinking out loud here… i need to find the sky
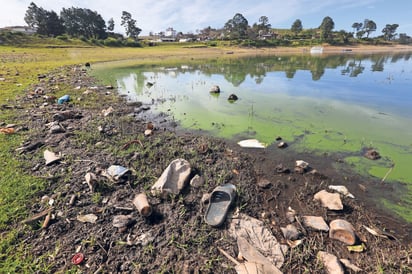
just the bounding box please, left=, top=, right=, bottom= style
left=1, top=0, right=412, bottom=36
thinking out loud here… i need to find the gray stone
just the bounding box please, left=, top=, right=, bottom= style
left=314, top=190, right=343, bottom=210
left=317, top=251, right=344, bottom=274
left=302, top=216, right=329, bottom=231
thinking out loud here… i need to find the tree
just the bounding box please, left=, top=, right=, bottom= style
left=351, top=22, right=363, bottom=38
left=121, top=11, right=141, bottom=40
left=363, top=19, right=376, bottom=38
left=382, top=24, right=399, bottom=41
left=24, top=2, right=64, bottom=36
left=319, top=16, right=334, bottom=40
left=60, top=7, right=107, bottom=39
left=224, top=13, right=249, bottom=40
left=258, top=16, right=271, bottom=33
left=291, top=19, right=303, bottom=35
left=107, top=18, right=115, bottom=32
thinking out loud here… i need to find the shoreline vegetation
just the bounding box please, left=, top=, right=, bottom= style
left=1, top=42, right=411, bottom=272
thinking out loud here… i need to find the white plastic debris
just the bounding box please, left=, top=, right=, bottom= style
left=237, top=139, right=266, bottom=148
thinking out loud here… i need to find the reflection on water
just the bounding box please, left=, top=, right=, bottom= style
left=94, top=52, right=412, bottom=220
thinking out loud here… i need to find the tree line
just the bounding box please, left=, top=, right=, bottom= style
left=22, top=2, right=410, bottom=46
left=24, top=2, right=141, bottom=41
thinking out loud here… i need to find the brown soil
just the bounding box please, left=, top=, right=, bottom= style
left=8, top=64, right=412, bottom=273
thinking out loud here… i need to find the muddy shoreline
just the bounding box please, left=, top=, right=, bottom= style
left=7, top=56, right=412, bottom=272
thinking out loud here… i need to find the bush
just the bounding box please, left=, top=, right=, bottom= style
left=122, top=38, right=141, bottom=47
left=103, top=37, right=123, bottom=47
left=56, top=35, right=69, bottom=41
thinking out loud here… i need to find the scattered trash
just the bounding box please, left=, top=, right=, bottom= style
left=44, top=149, right=61, bottom=166
left=340, top=259, right=363, bottom=272
left=104, top=165, right=130, bottom=182
left=313, top=190, right=343, bottom=210
left=57, top=94, right=70, bottom=104
left=364, top=148, right=381, bottom=160
left=328, top=185, right=355, bottom=199
left=71, top=253, right=84, bottom=265
left=302, top=216, right=329, bottom=232
left=77, top=213, right=98, bottom=224
left=210, top=85, right=220, bottom=93
left=151, top=159, right=191, bottom=197
left=0, top=127, right=15, bottom=134
left=132, top=193, right=152, bottom=217
left=229, top=213, right=288, bottom=269
left=237, top=236, right=283, bottom=274
left=204, top=183, right=236, bottom=227
left=329, top=219, right=357, bottom=245
left=347, top=243, right=366, bottom=252
left=317, top=251, right=345, bottom=274
left=237, top=139, right=266, bottom=148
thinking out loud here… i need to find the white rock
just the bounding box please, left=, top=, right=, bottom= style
left=317, top=251, right=344, bottom=274
left=314, top=190, right=343, bottom=210
left=328, top=185, right=355, bottom=198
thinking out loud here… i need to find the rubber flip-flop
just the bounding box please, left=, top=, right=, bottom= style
left=205, top=183, right=237, bottom=227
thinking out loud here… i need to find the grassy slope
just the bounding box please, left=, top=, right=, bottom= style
left=0, top=41, right=233, bottom=271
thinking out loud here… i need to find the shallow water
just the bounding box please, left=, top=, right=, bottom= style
left=94, top=52, right=412, bottom=221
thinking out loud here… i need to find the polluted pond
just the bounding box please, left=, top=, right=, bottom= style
left=3, top=64, right=411, bottom=273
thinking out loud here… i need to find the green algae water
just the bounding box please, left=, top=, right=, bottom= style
left=94, top=52, right=412, bottom=221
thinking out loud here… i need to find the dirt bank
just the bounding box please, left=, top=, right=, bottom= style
left=4, top=61, right=411, bottom=273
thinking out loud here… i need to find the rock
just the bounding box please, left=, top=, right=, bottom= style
left=277, top=141, right=288, bottom=148
left=52, top=110, right=82, bottom=121
left=190, top=174, right=204, bottom=188
left=364, top=148, right=381, bottom=160
left=275, top=164, right=290, bottom=174
left=295, top=160, right=309, bottom=173
left=328, top=185, right=355, bottom=199
left=151, top=159, right=191, bottom=197
left=329, top=219, right=357, bottom=245
left=314, top=190, right=343, bottom=210
left=144, top=129, right=153, bottom=136
left=340, top=259, right=363, bottom=272
left=210, top=85, right=220, bottom=93
left=281, top=224, right=300, bottom=240
left=49, top=123, right=65, bottom=134
left=77, top=214, right=98, bottom=224
left=302, top=216, right=329, bottom=231
left=102, top=106, right=114, bottom=117
left=257, top=178, right=271, bottom=188
left=112, top=215, right=134, bottom=228
left=317, top=251, right=344, bottom=274
left=228, top=94, right=238, bottom=101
